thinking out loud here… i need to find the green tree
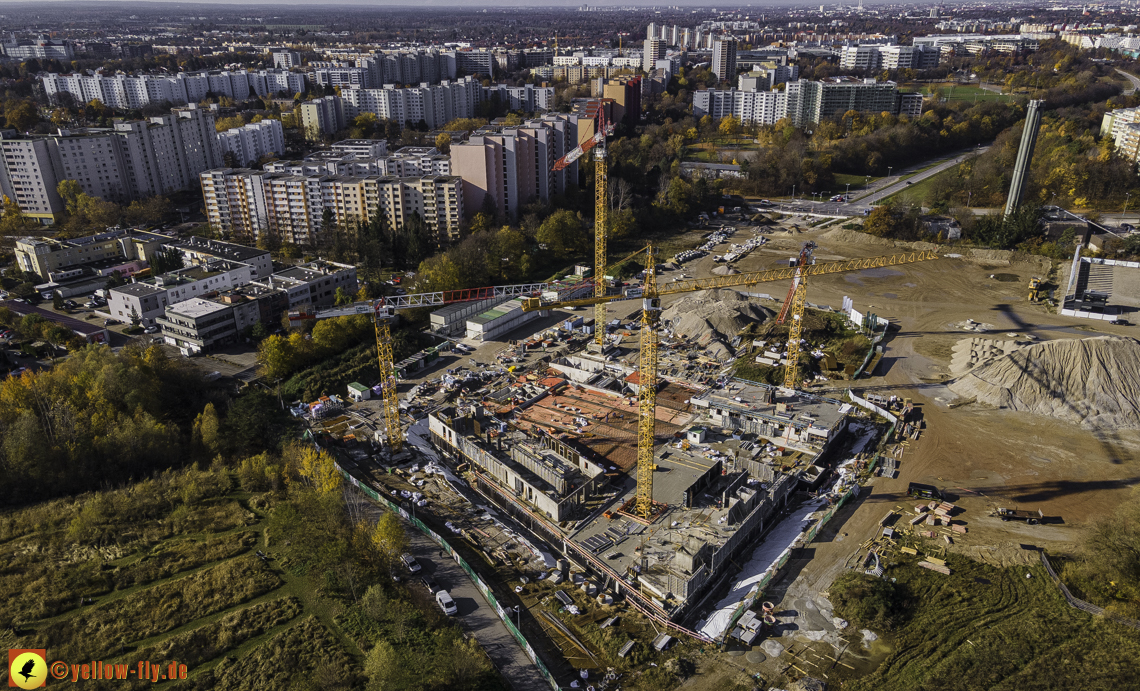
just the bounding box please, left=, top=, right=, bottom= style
left=52, top=292, right=64, bottom=310
left=5, top=99, right=40, bottom=132
left=435, top=132, right=451, bottom=154
left=334, top=286, right=352, bottom=307
left=257, top=334, right=295, bottom=381
left=536, top=209, right=582, bottom=257
left=192, top=402, right=222, bottom=456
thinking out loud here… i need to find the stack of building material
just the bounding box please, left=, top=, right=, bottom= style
left=951, top=524, right=968, bottom=534
left=918, top=560, right=951, bottom=575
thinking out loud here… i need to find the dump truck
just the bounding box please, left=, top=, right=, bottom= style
left=997, top=508, right=1043, bottom=525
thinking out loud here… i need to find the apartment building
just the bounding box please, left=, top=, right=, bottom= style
left=217, top=119, right=286, bottom=167
left=483, top=84, right=556, bottom=113
left=2, top=35, right=73, bottom=60
left=711, top=38, right=738, bottom=82
left=272, top=50, right=302, bottom=69
left=269, top=260, right=358, bottom=309
left=454, top=50, right=495, bottom=78
left=338, top=77, right=483, bottom=129
left=0, top=105, right=222, bottom=222
left=158, top=297, right=246, bottom=355
left=266, top=148, right=450, bottom=178
left=1102, top=106, right=1140, bottom=142
left=693, top=89, right=787, bottom=125
left=838, top=44, right=940, bottom=71
left=738, top=65, right=799, bottom=91
left=200, top=168, right=464, bottom=245
left=300, top=96, right=346, bottom=139
left=642, top=39, right=665, bottom=73
left=784, top=79, right=906, bottom=127
left=314, top=66, right=373, bottom=90
left=355, top=49, right=456, bottom=86
left=450, top=114, right=582, bottom=220
left=41, top=69, right=306, bottom=110
left=331, top=139, right=388, bottom=158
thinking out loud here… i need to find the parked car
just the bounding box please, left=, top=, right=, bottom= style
left=1110, top=318, right=1131, bottom=326
left=144, top=326, right=158, bottom=334
left=401, top=554, right=421, bottom=573
left=435, top=590, right=457, bottom=616
left=420, top=576, right=442, bottom=594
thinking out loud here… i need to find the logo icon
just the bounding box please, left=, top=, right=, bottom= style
left=8, top=650, right=46, bottom=689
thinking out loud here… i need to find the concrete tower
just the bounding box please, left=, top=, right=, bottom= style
left=1004, top=99, right=1045, bottom=218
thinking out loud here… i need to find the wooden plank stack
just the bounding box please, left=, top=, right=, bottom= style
left=919, top=560, right=951, bottom=575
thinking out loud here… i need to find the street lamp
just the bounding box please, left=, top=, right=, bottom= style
left=1125, top=192, right=1132, bottom=220
left=966, top=190, right=973, bottom=209
left=846, top=183, right=851, bottom=201
left=887, top=166, right=893, bottom=178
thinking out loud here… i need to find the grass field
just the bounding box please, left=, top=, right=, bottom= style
left=908, top=84, right=1013, bottom=103
left=834, top=173, right=882, bottom=192
left=882, top=164, right=963, bottom=206
left=832, top=556, right=1140, bottom=691
left=0, top=466, right=501, bottom=691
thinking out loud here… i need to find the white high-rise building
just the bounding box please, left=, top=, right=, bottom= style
left=693, top=89, right=788, bottom=125
left=338, top=77, right=484, bottom=129
left=42, top=69, right=307, bottom=109
left=217, top=119, right=286, bottom=167
left=643, top=39, right=665, bottom=73
left=0, top=105, right=222, bottom=223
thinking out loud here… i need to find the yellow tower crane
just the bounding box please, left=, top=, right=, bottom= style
left=553, top=99, right=615, bottom=347
left=523, top=244, right=942, bottom=520
left=372, top=303, right=403, bottom=452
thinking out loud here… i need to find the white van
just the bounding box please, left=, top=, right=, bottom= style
left=436, top=590, right=457, bottom=616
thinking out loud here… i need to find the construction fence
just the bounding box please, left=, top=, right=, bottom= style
left=332, top=462, right=562, bottom=691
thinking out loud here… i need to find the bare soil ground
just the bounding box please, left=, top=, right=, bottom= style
left=671, top=221, right=1140, bottom=690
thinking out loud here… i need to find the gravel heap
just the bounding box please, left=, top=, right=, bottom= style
left=663, top=289, right=772, bottom=360
left=948, top=336, right=1140, bottom=430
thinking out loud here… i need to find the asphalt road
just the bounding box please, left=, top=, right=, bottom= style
left=398, top=420, right=554, bottom=691
left=1118, top=68, right=1140, bottom=95
left=755, top=145, right=992, bottom=218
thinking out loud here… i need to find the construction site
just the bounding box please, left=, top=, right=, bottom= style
left=294, top=101, right=1140, bottom=690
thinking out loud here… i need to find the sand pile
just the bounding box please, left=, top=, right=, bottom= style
left=711, top=265, right=739, bottom=275
left=948, top=336, right=1140, bottom=430
left=663, top=289, right=772, bottom=357
left=949, top=337, right=1028, bottom=374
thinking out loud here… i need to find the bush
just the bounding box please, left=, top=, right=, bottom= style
left=829, top=571, right=908, bottom=631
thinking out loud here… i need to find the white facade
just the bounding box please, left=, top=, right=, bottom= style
left=217, top=119, right=286, bottom=166
left=693, top=89, right=788, bottom=125
left=339, top=76, right=483, bottom=129
left=42, top=69, right=307, bottom=109
left=0, top=106, right=222, bottom=220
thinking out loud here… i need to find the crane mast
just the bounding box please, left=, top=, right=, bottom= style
left=636, top=246, right=661, bottom=519
left=776, top=242, right=817, bottom=390
left=373, top=303, right=402, bottom=452
left=553, top=100, right=614, bottom=346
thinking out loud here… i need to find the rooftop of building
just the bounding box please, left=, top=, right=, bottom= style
left=274, top=259, right=355, bottom=282
left=172, top=236, right=269, bottom=263
left=165, top=297, right=231, bottom=319
left=693, top=381, right=848, bottom=432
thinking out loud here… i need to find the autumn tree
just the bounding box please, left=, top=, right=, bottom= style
left=370, top=511, right=408, bottom=567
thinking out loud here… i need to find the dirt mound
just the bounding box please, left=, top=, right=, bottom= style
left=948, top=336, right=1140, bottom=430
left=663, top=289, right=772, bottom=357
left=711, top=265, right=739, bottom=275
